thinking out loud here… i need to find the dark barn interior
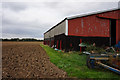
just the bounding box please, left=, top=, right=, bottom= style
left=110, top=19, right=116, bottom=46
left=49, top=34, right=110, bottom=52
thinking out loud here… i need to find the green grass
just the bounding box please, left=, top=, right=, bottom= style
left=40, top=44, right=120, bottom=78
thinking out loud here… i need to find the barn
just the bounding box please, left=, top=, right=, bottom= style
left=44, top=8, right=120, bottom=51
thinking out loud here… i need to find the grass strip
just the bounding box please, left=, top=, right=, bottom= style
left=40, top=44, right=120, bottom=78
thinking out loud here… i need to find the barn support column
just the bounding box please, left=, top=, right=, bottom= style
left=80, top=39, right=82, bottom=52
left=43, top=40, right=45, bottom=45
left=60, top=40, right=62, bottom=50
left=44, top=40, right=46, bottom=45
left=48, top=40, right=50, bottom=46
left=116, top=20, right=119, bottom=44
left=52, top=40, right=54, bottom=47
left=57, top=40, right=59, bottom=49
left=47, top=40, right=48, bottom=45
left=118, top=11, right=120, bottom=43
left=65, top=36, right=69, bottom=52
left=50, top=39, right=51, bottom=47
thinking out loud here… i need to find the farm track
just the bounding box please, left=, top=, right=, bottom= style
left=2, top=42, right=67, bottom=78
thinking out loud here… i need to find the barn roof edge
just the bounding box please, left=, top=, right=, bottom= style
left=66, top=8, right=120, bottom=20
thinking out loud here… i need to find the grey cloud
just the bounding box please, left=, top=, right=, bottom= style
left=2, top=26, right=44, bottom=38
left=2, top=2, right=118, bottom=39
left=118, top=1, right=120, bottom=8
left=2, top=2, right=27, bottom=12
left=43, top=2, right=62, bottom=8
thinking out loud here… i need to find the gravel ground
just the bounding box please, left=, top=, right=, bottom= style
left=2, top=42, right=67, bottom=78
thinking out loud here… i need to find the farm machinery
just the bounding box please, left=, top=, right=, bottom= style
left=87, top=53, right=120, bottom=74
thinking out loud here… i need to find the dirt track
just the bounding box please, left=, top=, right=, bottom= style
left=2, top=42, right=67, bottom=78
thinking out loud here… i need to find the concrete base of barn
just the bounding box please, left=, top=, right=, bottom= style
left=44, top=34, right=110, bottom=52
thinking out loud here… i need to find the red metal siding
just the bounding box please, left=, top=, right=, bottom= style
left=97, top=10, right=119, bottom=19
left=68, top=14, right=110, bottom=37
left=116, top=20, right=119, bottom=44
left=116, top=10, right=120, bottom=44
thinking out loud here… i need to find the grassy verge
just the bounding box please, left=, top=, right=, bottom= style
left=40, top=44, right=120, bottom=78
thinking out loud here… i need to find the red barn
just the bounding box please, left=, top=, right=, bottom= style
left=44, top=8, right=120, bottom=51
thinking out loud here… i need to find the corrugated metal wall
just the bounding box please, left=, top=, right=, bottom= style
left=97, top=10, right=120, bottom=44
left=54, top=20, right=66, bottom=36
left=97, top=10, right=119, bottom=19
left=68, top=14, right=110, bottom=37
left=68, top=9, right=120, bottom=44
left=44, top=20, right=66, bottom=39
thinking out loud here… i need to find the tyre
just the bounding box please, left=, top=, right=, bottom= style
left=87, top=55, right=93, bottom=68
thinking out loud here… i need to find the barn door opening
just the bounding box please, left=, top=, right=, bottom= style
left=110, top=19, right=116, bottom=46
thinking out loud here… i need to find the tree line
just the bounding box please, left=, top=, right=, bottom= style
left=1, top=38, right=43, bottom=42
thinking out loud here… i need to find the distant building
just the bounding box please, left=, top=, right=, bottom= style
left=44, top=8, right=120, bottom=51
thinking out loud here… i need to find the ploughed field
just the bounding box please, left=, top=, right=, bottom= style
left=2, top=42, right=67, bottom=78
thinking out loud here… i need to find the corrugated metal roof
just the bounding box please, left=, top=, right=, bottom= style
left=67, top=8, right=119, bottom=19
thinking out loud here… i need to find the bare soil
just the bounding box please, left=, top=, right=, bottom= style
left=2, top=42, right=67, bottom=78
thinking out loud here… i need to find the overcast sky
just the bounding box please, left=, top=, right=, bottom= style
left=1, top=0, right=119, bottom=40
